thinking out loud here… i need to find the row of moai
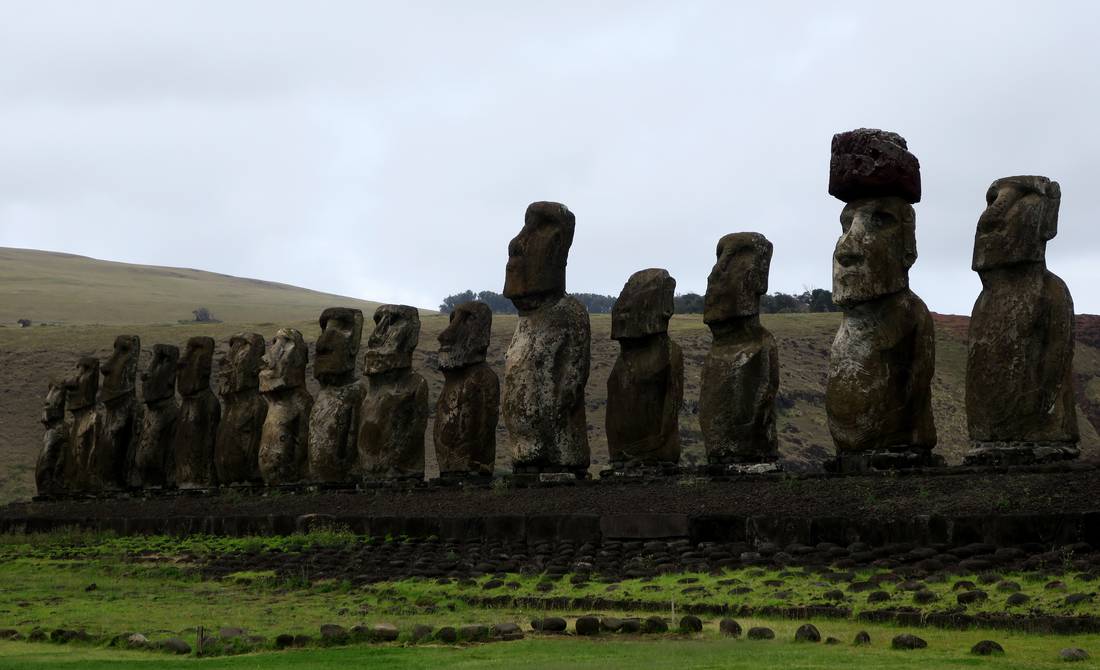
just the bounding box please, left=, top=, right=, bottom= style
left=36, top=127, right=1079, bottom=494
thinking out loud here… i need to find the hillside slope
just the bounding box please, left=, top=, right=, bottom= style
left=0, top=247, right=384, bottom=325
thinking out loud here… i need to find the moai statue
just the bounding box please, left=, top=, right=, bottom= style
left=62, top=357, right=99, bottom=492
left=501, top=202, right=591, bottom=477
left=965, top=176, right=1078, bottom=464
left=308, top=308, right=365, bottom=485
left=258, top=328, right=312, bottom=485
left=358, top=305, right=429, bottom=480
left=434, top=301, right=500, bottom=478
left=173, top=336, right=221, bottom=488
left=132, top=344, right=179, bottom=489
left=90, top=334, right=140, bottom=491
left=699, top=235, right=780, bottom=468
left=605, top=269, right=683, bottom=469
left=36, top=380, right=68, bottom=497
left=215, top=333, right=267, bottom=485
left=825, top=128, right=937, bottom=471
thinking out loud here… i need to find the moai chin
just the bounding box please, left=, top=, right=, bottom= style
left=605, top=269, right=683, bottom=469
left=173, top=336, right=221, bottom=488
left=699, top=234, right=780, bottom=467
left=434, top=301, right=500, bottom=477
left=358, top=305, right=428, bottom=480
left=308, top=308, right=365, bottom=485
left=965, top=176, right=1078, bottom=464
left=62, top=357, right=99, bottom=492
left=258, top=328, right=312, bottom=485
left=501, top=201, right=591, bottom=476
left=132, top=344, right=179, bottom=489
left=825, top=128, right=937, bottom=471
left=90, top=334, right=140, bottom=491
left=214, top=333, right=267, bottom=485
left=36, top=380, right=68, bottom=497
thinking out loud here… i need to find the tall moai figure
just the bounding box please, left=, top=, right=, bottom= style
left=358, top=305, right=428, bottom=480
left=132, top=344, right=179, bottom=489
left=308, top=308, right=365, bottom=485
left=434, top=301, right=499, bottom=478
left=699, top=235, right=779, bottom=467
left=91, top=334, right=140, bottom=490
left=825, top=128, right=937, bottom=471
left=62, top=357, right=99, bottom=492
left=173, top=336, right=221, bottom=488
left=36, top=380, right=68, bottom=497
left=215, top=333, right=267, bottom=485
left=606, top=269, right=683, bottom=469
left=502, top=202, right=591, bottom=477
left=258, top=328, right=312, bottom=485
left=965, top=176, right=1078, bottom=464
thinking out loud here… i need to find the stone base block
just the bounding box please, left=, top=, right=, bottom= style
left=827, top=448, right=944, bottom=474
left=599, top=462, right=681, bottom=479
left=963, top=441, right=1080, bottom=466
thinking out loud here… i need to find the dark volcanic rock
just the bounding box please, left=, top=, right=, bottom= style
left=747, top=626, right=775, bottom=640
left=214, top=333, right=266, bottom=485
left=891, top=633, right=927, bottom=650
left=794, top=623, right=821, bottom=643
left=575, top=616, right=600, bottom=636
left=829, top=128, right=921, bottom=204
left=679, top=615, right=703, bottom=633
left=971, top=640, right=1004, bottom=656
left=719, top=619, right=742, bottom=637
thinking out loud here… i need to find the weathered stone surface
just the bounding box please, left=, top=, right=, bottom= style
left=606, top=269, right=682, bottom=465
left=700, top=234, right=779, bottom=464
left=132, top=344, right=179, bottom=488
left=719, top=618, right=742, bottom=637
left=359, top=306, right=428, bottom=479
left=90, top=335, right=140, bottom=491
left=679, top=615, right=703, bottom=632
left=215, top=333, right=267, bottom=485
left=971, top=640, right=1004, bottom=655
left=966, top=176, right=1078, bottom=464
left=259, top=329, right=312, bottom=485
left=36, top=380, right=67, bottom=496
left=309, top=308, right=364, bottom=484
left=62, top=357, right=99, bottom=492
left=1061, top=648, right=1089, bottom=662
left=435, top=302, right=499, bottom=476
left=827, top=131, right=936, bottom=470
left=747, top=626, right=774, bottom=640
left=892, top=633, right=927, bottom=650
left=174, top=337, right=220, bottom=488
left=795, top=623, right=821, bottom=642
left=829, top=128, right=921, bottom=204
left=502, top=201, right=589, bottom=474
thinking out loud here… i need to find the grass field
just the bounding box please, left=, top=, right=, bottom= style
left=0, top=530, right=1097, bottom=669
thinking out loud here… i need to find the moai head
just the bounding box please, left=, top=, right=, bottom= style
left=503, top=201, right=575, bottom=312
left=259, top=328, right=308, bottom=392
left=364, top=305, right=420, bottom=375
left=438, top=301, right=492, bottom=369
left=704, top=234, right=772, bottom=323
left=314, top=307, right=364, bottom=380
left=41, top=380, right=66, bottom=425
left=100, top=334, right=140, bottom=402
left=612, top=268, right=676, bottom=339
left=177, top=336, right=215, bottom=397
left=142, top=344, right=179, bottom=403
left=218, top=333, right=266, bottom=395
left=973, top=176, right=1061, bottom=272
left=829, top=128, right=921, bottom=308
left=64, top=357, right=99, bottom=411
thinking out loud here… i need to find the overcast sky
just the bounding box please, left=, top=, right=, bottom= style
left=1, top=1, right=1098, bottom=314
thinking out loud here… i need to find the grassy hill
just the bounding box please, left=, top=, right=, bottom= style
left=1, top=247, right=1098, bottom=503
left=0, top=247, right=384, bottom=325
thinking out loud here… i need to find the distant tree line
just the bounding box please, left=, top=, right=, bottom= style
left=440, top=288, right=837, bottom=315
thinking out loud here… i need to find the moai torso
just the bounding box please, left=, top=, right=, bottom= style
left=91, top=335, right=141, bottom=491
left=132, top=344, right=179, bottom=489
left=503, top=295, right=591, bottom=471
left=698, top=234, right=779, bottom=465
left=174, top=337, right=221, bottom=488
left=606, top=268, right=682, bottom=465
left=825, top=129, right=937, bottom=469
left=965, top=176, right=1078, bottom=463
left=259, top=329, right=312, bottom=485
left=215, top=333, right=267, bottom=485
left=308, top=308, right=364, bottom=485
left=36, top=381, right=68, bottom=496
left=358, top=305, right=428, bottom=479
left=434, top=301, right=500, bottom=476
left=63, top=357, right=99, bottom=493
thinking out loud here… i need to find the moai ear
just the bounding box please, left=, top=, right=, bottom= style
left=1041, top=180, right=1061, bottom=242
